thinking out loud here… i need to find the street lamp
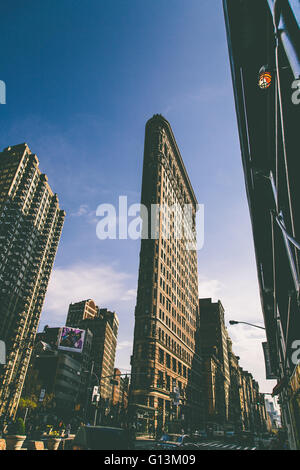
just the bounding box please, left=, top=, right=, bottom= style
left=229, top=320, right=266, bottom=331
left=258, top=65, right=272, bottom=89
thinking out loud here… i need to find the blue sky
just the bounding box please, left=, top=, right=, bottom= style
left=0, top=0, right=276, bottom=394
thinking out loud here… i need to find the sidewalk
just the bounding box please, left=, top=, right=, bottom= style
left=136, top=434, right=155, bottom=440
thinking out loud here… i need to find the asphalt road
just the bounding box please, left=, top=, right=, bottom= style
left=134, top=439, right=258, bottom=451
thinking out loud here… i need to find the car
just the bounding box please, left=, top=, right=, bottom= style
left=224, top=430, right=236, bottom=441
left=72, top=425, right=134, bottom=450
left=154, top=433, right=199, bottom=450
left=213, top=429, right=225, bottom=438
left=193, top=430, right=208, bottom=441
left=258, top=433, right=275, bottom=450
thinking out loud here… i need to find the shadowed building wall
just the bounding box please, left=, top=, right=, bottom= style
left=0, top=143, right=65, bottom=418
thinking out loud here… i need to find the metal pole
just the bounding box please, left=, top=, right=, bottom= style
left=84, top=361, right=94, bottom=423
left=93, top=404, right=98, bottom=426
left=229, top=321, right=266, bottom=331
left=267, top=0, right=300, bottom=80
left=23, top=407, right=29, bottom=425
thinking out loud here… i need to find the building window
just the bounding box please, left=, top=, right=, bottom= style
left=159, top=348, right=164, bottom=365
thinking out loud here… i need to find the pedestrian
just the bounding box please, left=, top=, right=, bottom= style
left=65, top=423, right=71, bottom=438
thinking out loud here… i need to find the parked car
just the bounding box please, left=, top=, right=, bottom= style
left=258, top=433, right=275, bottom=450
left=213, top=429, right=225, bottom=438
left=224, top=430, right=236, bottom=442
left=193, top=430, right=208, bottom=441
left=72, top=426, right=134, bottom=450
left=154, top=433, right=198, bottom=450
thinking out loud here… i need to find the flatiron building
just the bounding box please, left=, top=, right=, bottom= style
left=130, top=115, right=202, bottom=432
left=0, top=143, right=65, bottom=418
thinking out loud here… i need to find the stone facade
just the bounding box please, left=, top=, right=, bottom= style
left=66, top=301, right=119, bottom=400
left=130, top=115, right=201, bottom=433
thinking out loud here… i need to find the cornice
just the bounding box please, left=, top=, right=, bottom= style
left=146, top=114, right=198, bottom=207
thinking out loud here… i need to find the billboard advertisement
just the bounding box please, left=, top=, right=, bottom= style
left=58, top=327, right=85, bottom=353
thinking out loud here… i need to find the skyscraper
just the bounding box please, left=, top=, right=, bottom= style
left=0, top=143, right=65, bottom=418
left=66, top=300, right=119, bottom=401
left=199, top=298, right=230, bottom=425
left=130, top=115, right=201, bottom=433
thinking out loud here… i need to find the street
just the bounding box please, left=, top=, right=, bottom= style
left=134, top=439, right=257, bottom=451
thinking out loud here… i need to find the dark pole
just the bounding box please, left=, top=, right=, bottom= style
left=229, top=320, right=266, bottom=331
left=84, top=361, right=94, bottom=423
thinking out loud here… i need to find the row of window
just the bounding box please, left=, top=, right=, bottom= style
left=158, top=327, right=193, bottom=365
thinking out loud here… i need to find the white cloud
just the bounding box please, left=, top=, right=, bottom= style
left=121, top=289, right=137, bottom=302
left=198, top=274, right=275, bottom=393
left=71, top=204, right=89, bottom=217
left=71, top=204, right=98, bottom=224
left=42, top=263, right=133, bottom=325
left=117, top=340, right=133, bottom=351
left=198, top=276, right=222, bottom=300
left=228, top=324, right=276, bottom=394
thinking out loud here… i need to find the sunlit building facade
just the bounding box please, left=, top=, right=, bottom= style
left=66, top=301, right=119, bottom=401
left=130, top=115, right=202, bottom=433
left=0, top=143, right=65, bottom=418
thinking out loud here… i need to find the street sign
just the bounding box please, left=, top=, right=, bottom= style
left=92, top=386, right=100, bottom=402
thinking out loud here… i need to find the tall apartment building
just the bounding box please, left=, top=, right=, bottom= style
left=227, top=337, right=243, bottom=430
left=67, top=299, right=98, bottom=323
left=265, top=399, right=281, bottom=430
left=0, top=143, right=65, bottom=418
left=130, top=115, right=201, bottom=433
left=199, top=298, right=231, bottom=425
left=66, top=300, right=119, bottom=401
left=199, top=298, right=268, bottom=433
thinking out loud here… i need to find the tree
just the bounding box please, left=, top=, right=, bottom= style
left=18, top=396, right=38, bottom=412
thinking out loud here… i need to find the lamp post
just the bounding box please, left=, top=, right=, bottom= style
left=229, top=320, right=266, bottom=331
left=83, top=362, right=100, bottom=425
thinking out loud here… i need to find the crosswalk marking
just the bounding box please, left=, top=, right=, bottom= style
left=187, top=440, right=257, bottom=451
